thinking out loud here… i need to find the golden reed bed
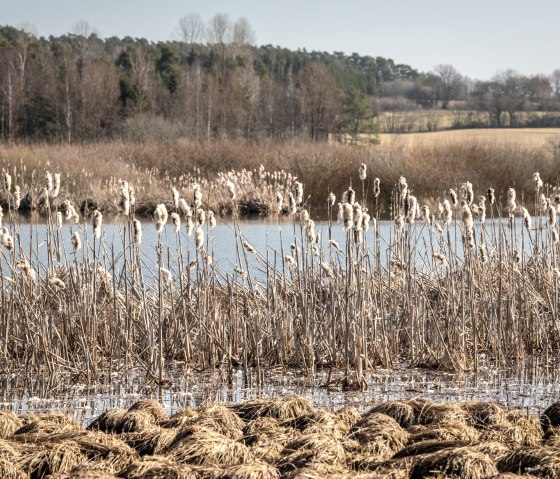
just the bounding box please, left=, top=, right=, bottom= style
left=0, top=396, right=559, bottom=478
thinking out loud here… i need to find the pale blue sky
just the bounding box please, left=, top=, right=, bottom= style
left=3, top=0, right=558, bottom=79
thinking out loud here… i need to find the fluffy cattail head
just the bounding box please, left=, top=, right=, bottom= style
left=71, top=231, right=81, bottom=251
left=13, top=185, right=21, bottom=210
left=533, top=172, right=543, bottom=191
left=275, top=192, right=283, bottom=213
left=449, top=189, right=458, bottom=206
left=44, top=171, right=53, bottom=192
left=358, top=163, right=367, bottom=181
left=132, top=219, right=142, bottom=245
left=3, top=171, right=11, bottom=192
left=343, top=203, right=353, bottom=232
left=406, top=196, right=417, bottom=224
left=1, top=227, right=13, bottom=251
left=178, top=199, right=192, bottom=218
left=196, top=208, right=206, bottom=227
left=171, top=212, right=181, bottom=232
left=129, top=185, right=136, bottom=207
left=522, top=207, right=531, bottom=230
left=208, top=210, right=216, bottom=228
left=288, top=192, right=297, bottom=215
left=171, top=187, right=180, bottom=210
left=193, top=185, right=203, bottom=209
left=328, top=192, right=336, bottom=207
left=373, top=178, right=381, bottom=197
left=117, top=180, right=130, bottom=215
left=154, top=204, right=168, bottom=233
left=223, top=180, right=236, bottom=201
left=343, top=187, right=355, bottom=206
left=487, top=188, right=495, bottom=205
left=548, top=204, right=557, bottom=227
left=293, top=181, right=304, bottom=205
left=92, top=210, right=103, bottom=238
left=195, top=227, right=204, bottom=249
left=51, top=173, right=61, bottom=198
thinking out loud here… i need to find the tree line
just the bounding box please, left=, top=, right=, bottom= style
left=1, top=15, right=559, bottom=143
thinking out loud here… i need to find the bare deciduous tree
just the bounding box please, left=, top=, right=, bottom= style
left=207, top=13, right=232, bottom=45
left=176, top=13, right=205, bottom=48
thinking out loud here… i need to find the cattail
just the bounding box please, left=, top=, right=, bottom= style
left=513, top=250, right=521, bottom=263
left=288, top=192, right=297, bottom=215
left=56, top=211, right=63, bottom=229
left=406, top=196, right=417, bottom=224
left=354, top=228, right=363, bottom=246
left=539, top=193, right=548, bottom=211
left=343, top=187, right=355, bottom=206
left=553, top=228, right=559, bottom=244
left=0, top=206, right=3, bottom=228
left=3, top=171, right=11, bottom=192
left=186, top=217, right=194, bottom=237
left=178, top=199, right=192, bottom=218
left=507, top=188, right=517, bottom=214
left=129, top=185, right=135, bottom=208
left=171, top=187, right=180, bottom=210
left=92, top=210, right=103, bottom=238
left=321, top=261, right=334, bottom=277
left=478, top=203, right=486, bottom=224
left=328, top=192, right=336, bottom=207
left=300, top=209, right=310, bottom=225
left=1, top=227, right=13, bottom=251
left=449, top=189, right=458, bottom=206
left=329, top=239, right=342, bottom=252
left=41, top=188, right=50, bottom=210
left=460, top=182, right=474, bottom=205
left=521, top=207, right=531, bottom=230
left=306, top=219, right=316, bottom=243
left=71, top=231, right=81, bottom=251
left=195, top=227, right=204, bottom=249
left=207, top=210, right=216, bottom=228
left=434, top=222, right=443, bottom=235
left=160, top=267, right=172, bottom=285
left=45, top=171, right=53, bottom=192
left=421, top=205, right=430, bottom=224
left=362, top=212, right=370, bottom=232
left=533, top=172, right=543, bottom=191
left=358, top=163, right=367, bottom=181
left=171, top=212, right=181, bottom=232
left=552, top=268, right=560, bottom=280
left=284, top=255, right=297, bottom=268
left=442, top=200, right=452, bottom=225
left=243, top=241, right=256, bottom=253
left=353, top=202, right=363, bottom=229
left=548, top=205, right=557, bottom=227
left=292, top=181, right=304, bottom=205
left=462, top=204, right=474, bottom=230
left=395, top=215, right=404, bottom=234
left=479, top=244, right=488, bottom=263
left=154, top=204, right=168, bottom=233
left=65, top=204, right=79, bottom=224
left=13, top=185, right=20, bottom=210
left=343, top=203, right=353, bottom=232
left=337, top=203, right=343, bottom=223
left=315, top=230, right=321, bottom=244
left=205, top=255, right=213, bottom=267
left=275, top=192, right=283, bottom=213
left=487, top=188, right=495, bottom=205
left=311, top=245, right=319, bottom=256
left=433, top=252, right=446, bottom=264
left=117, top=180, right=130, bottom=215
left=16, top=259, right=35, bottom=281
left=193, top=185, right=203, bottom=209
left=48, top=277, right=65, bottom=291
left=132, top=219, right=142, bottom=245
left=373, top=178, right=380, bottom=197
left=223, top=180, right=236, bottom=201
left=51, top=173, right=61, bottom=198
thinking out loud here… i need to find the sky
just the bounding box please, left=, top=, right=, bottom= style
left=2, top=0, right=558, bottom=80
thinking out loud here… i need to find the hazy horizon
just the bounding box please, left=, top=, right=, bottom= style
left=3, top=0, right=559, bottom=80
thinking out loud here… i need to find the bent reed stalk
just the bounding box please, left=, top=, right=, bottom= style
left=0, top=168, right=559, bottom=388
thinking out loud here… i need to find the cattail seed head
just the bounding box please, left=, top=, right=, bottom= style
left=533, top=172, right=543, bottom=191
left=343, top=187, right=355, bottom=206
left=275, top=192, right=283, bottom=213
left=329, top=239, right=342, bottom=252
left=284, top=255, right=297, bottom=268
left=1, top=227, right=13, bottom=251
left=178, top=199, right=192, bottom=218
left=186, top=217, right=194, bottom=237
left=117, top=180, right=130, bottom=215
left=443, top=200, right=452, bottom=225
left=522, top=207, right=531, bottom=230
left=321, top=261, right=334, bottom=277
left=449, top=189, right=458, bottom=206
left=132, top=219, right=142, bottom=245
left=358, top=163, right=367, bottom=181
left=343, top=203, right=353, bottom=232
left=92, top=210, right=103, bottom=238
left=406, top=196, right=417, bottom=224
left=293, top=181, right=304, bottom=205
left=487, top=188, right=495, bottom=205
left=51, top=173, right=61, bottom=198
left=44, top=171, right=53, bottom=192
left=328, top=192, right=336, bottom=207
left=154, top=204, right=168, bottom=233
left=171, top=187, right=180, bottom=210
left=16, top=259, right=35, bottom=281
left=13, top=185, right=20, bottom=210
left=3, top=171, right=11, bottom=192
left=373, top=178, right=381, bottom=197
left=56, top=211, right=63, bottom=229
left=479, top=244, right=488, bottom=263
left=195, top=227, right=204, bottom=249
left=171, top=212, right=181, bottom=232
left=548, top=205, right=557, bottom=227
left=208, top=210, right=216, bottom=228
left=129, top=185, right=136, bottom=207
left=71, top=231, right=81, bottom=251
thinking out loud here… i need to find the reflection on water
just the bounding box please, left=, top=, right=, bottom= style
left=1, top=358, right=558, bottom=422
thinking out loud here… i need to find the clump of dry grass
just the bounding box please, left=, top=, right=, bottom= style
left=409, top=446, right=498, bottom=479
left=407, top=419, right=480, bottom=443
left=347, top=413, right=408, bottom=459
left=0, top=457, right=26, bottom=479
left=220, top=461, right=280, bottom=479
left=365, top=400, right=416, bottom=428
left=161, top=409, right=199, bottom=429
left=116, top=410, right=157, bottom=434
left=87, top=409, right=128, bottom=434
left=128, top=399, right=167, bottom=423
left=233, top=397, right=315, bottom=422
left=14, top=413, right=82, bottom=436
left=463, top=402, right=509, bottom=429
left=167, top=427, right=254, bottom=467
left=276, top=433, right=346, bottom=474
left=123, top=455, right=196, bottom=479
left=497, top=446, right=560, bottom=477
left=17, top=440, right=86, bottom=479
left=0, top=412, right=23, bottom=438
left=541, top=401, right=560, bottom=435
left=393, top=439, right=474, bottom=459
left=123, top=427, right=178, bottom=456
left=481, top=410, right=543, bottom=447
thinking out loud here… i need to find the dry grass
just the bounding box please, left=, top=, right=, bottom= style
left=0, top=397, right=560, bottom=477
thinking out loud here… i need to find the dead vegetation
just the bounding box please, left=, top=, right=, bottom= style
left=0, top=396, right=556, bottom=478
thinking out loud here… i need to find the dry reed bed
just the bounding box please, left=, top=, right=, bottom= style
left=1, top=166, right=560, bottom=383
left=0, top=396, right=558, bottom=478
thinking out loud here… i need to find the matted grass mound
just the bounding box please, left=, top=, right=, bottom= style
left=0, top=412, right=23, bottom=438
left=347, top=412, right=408, bottom=459
left=232, top=397, right=315, bottom=422
left=123, top=455, right=196, bottom=479
left=87, top=408, right=127, bottom=433
left=410, top=446, right=498, bottom=479
left=123, top=426, right=177, bottom=456
left=17, top=440, right=86, bottom=479
left=407, top=419, right=480, bottom=443
left=497, top=446, right=560, bottom=478
left=128, top=399, right=167, bottom=423
left=541, top=401, right=560, bottom=435
left=219, top=461, right=280, bottom=479
left=14, top=413, right=82, bottom=435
